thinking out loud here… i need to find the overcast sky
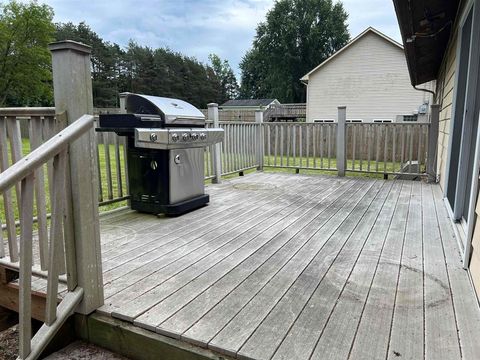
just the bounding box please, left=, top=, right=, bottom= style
left=30, top=0, right=401, bottom=76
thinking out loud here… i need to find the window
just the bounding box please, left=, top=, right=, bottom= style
left=346, top=119, right=363, bottom=123
left=373, top=119, right=393, bottom=123
left=313, top=119, right=335, bottom=123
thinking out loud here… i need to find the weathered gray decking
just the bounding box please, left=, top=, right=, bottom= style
left=88, top=172, right=480, bottom=360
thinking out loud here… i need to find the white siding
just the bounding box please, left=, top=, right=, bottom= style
left=305, top=31, right=430, bottom=122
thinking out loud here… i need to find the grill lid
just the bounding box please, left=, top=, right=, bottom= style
left=126, top=93, right=205, bottom=126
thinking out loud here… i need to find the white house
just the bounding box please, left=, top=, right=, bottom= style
left=301, top=27, right=432, bottom=123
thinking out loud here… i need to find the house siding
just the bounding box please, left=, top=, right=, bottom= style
left=435, top=29, right=459, bottom=191
left=305, top=31, right=430, bottom=123
left=435, top=0, right=480, bottom=298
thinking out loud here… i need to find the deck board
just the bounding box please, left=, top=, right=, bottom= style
left=5, top=172, right=480, bottom=360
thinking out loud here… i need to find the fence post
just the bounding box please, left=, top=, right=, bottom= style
left=119, top=92, right=131, bottom=205
left=336, top=106, right=347, bottom=177
left=208, top=103, right=222, bottom=183
left=49, top=40, right=103, bottom=314
left=255, top=110, right=264, bottom=171
left=427, top=104, right=440, bottom=183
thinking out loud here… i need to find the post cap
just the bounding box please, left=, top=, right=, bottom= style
left=207, top=103, right=219, bottom=108
left=119, top=92, right=131, bottom=98
left=48, top=40, right=91, bottom=54
left=337, top=105, right=347, bottom=109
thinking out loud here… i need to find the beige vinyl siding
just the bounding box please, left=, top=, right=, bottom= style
left=435, top=31, right=458, bottom=191
left=305, top=31, right=429, bottom=123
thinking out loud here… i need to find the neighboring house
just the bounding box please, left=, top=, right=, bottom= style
left=301, top=27, right=432, bottom=123
left=220, top=99, right=280, bottom=111
left=394, top=0, right=480, bottom=295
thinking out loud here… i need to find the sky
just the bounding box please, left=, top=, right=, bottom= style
left=26, top=0, right=402, bottom=76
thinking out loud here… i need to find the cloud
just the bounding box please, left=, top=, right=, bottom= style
left=19, top=0, right=401, bottom=77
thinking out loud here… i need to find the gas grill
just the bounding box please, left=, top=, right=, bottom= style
left=97, top=93, right=224, bottom=215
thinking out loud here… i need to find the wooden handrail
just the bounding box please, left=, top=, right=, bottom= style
left=0, top=107, right=56, bottom=117
left=0, top=114, right=94, bottom=192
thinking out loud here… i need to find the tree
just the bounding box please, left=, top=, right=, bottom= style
left=209, top=54, right=239, bottom=103
left=55, top=22, right=125, bottom=107
left=0, top=1, right=55, bottom=106
left=239, top=0, right=349, bottom=103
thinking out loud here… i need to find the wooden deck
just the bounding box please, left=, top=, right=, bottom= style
left=4, top=172, right=480, bottom=359
left=88, top=172, right=480, bottom=360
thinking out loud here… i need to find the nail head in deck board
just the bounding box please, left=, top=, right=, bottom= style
left=206, top=181, right=381, bottom=356
left=421, top=183, right=461, bottom=360
left=271, top=181, right=403, bottom=360
left=237, top=181, right=394, bottom=360
left=115, top=178, right=357, bottom=323
left=179, top=180, right=371, bottom=348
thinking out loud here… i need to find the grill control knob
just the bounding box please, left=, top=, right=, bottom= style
left=191, top=133, right=199, bottom=140
left=150, top=133, right=158, bottom=142
left=182, top=133, right=189, bottom=141
left=171, top=133, right=179, bottom=142
left=200, top=133, right=207, bottom=140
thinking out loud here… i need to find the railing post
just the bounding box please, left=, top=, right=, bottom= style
left=336, top=106, right=347, bottom=177
left=427, top=104, right=440, bottom=183
left=208, top=103, right=222, bottom=183
left=119, top=92, right=130, bottom=205
left=49, top=40, right=103, bottom=314
left=119, top=92, right=130, bottom=112
left=255, top=110, right=264, bottom=171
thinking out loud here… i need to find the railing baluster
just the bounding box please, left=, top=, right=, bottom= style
left=96, top=132, right=104, bottom=202
left=114, top=135, right=123, bottom=198
left=280, top=125, right=284, bottom=166
left=18, top=173, right=34, bottom=359
left=359, top=124, right=363, bottom=171
left=299, top=125, right=303, bottom=168
left=347, top=123, right=357, bottom=170
left=266, top=124, right=271, bottom=166
left=306, top=125, right=310, bottom=168
left=104, top=132, right=113, bottom=200
left=409, top=125, right=414, bottom=173
left=320, top=125, right=324, bottom=169
left=392, top=126, right=397, bottom=173
left=367, top=124, right=372, bottom=172
left=292, top=125, right=296, bottom=166
left=46, top=151, right=67, bottom=325
left=286, top=125, right=290, bottom=166
left=6, top=116, right=23, bottom=215
left=400, top=125, right=405, bottom=172
left=383, top=125, right=388, bottom=173
left=375, top=125, right=380, bottom=173
left=0, top=117, right=17, bottom=261
left=30, top=117, right=49, bottom=270
left=417, top=124, right=423, bottom=168
left=327, top=125, right=331, bottom=169
left=274, top=124, right=279, bottom=166
left=313, top=124, right=317, bottom=168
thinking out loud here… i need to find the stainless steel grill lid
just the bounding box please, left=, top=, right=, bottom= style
left=125, top=93, right=205, bottom=126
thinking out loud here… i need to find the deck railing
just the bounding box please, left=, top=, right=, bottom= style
left=205, top=104, right=439, bottom=181
left=0, top=115, right=95, bottom=359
